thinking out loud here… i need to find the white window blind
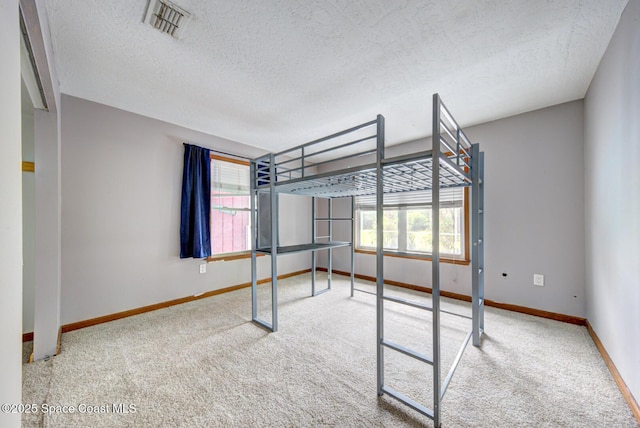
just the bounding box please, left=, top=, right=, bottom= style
left=210, top=157, right=251, bottom=256
left=356, top=187, right=464, bottom=209
left=356, top=187, right=466, bottom=257
left=211, top=159, right=250, bottom=207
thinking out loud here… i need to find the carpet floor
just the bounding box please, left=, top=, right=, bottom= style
left=22, top=273, right=638, bottom=427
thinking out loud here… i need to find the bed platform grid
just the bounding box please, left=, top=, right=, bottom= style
left=249, top=94, right=484, bottom=427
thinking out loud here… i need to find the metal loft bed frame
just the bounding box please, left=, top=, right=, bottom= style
left=249, top=94, right=484, bottom=427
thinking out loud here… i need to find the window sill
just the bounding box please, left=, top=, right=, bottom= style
left=206, top=252, right=264, bottom=262
left=354, top=249, right=470, bottom=266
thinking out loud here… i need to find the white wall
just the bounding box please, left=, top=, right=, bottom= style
left=0, top=0, right=24, bottom=425
left=33, top=108, right=62, bottom=359
left=22, top=80, right=35, bottom=334
left=60, top=95, right=311, bottom=325
left=325, top=100, right=586, bottom=317
left=20, top=0, right=64, bottom=361
left=584, top=0, right=640, bottom=405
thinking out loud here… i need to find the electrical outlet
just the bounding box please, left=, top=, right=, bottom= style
left=533, top=274, right=544, bottom=286
left=199, top=263, right=207, bottom=274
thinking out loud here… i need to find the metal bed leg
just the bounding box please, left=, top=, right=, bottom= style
left=311, top=196, right=316, bottom=296
left=328, top=198, right=332, bottom=290
left=376, top=114, right=385, bottom=396
left=432, top=93, right=442, bottom=427
left=250, top=161, right=258, bottom=322
left=350, top=196, right=355, bottom=297
left=269, top=154, right=278, bottom=332
left=251, top=159, right=275, bottom=332
left=311, top=250, right=317, bottom=296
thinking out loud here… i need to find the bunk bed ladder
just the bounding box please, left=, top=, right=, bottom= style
left=376, top=95, right=483, bottom=427
left=471, top=144, right=485, bottom=346
left=376, top=102, right=444, bottom=425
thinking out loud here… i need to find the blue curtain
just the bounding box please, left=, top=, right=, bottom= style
left=180, top=144, right=211, bottom=258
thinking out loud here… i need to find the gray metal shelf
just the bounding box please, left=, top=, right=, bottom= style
left=256, top=241, right=351, bottom=255
left=249, top=93, right=484, bottom=428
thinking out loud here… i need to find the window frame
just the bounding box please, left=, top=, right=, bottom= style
left=206, top=154, right=255, bottom=262
left=354, top=188, right=470, bottom=265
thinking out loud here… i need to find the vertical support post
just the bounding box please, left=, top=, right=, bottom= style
left=431, top=94, right=442, bottom=427
left=269, top=154, right=278, bottom=331
left=456, top=129, right=461, bottom=167
left=250, top=161, right=258, bottom=321
left=350, top=196, right=355, bottom=297
left=479, top=152, right=485, bottom=336
left=311, top=196, right=316, bottom=296
left=376, top=114, right=385, bottom=396
left=328, top=198, right=333, bottom=290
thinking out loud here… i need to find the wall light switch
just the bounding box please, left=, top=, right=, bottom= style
left=199, top=263, right=207, bottom=274
left=533, top=274, right=544, bottom=286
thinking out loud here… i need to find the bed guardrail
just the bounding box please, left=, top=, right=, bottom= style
left=253, top=97, right=472, bottom=191
left=252, top=116, right=382, bottom=188
left=435, top=96, right=473, bottom=185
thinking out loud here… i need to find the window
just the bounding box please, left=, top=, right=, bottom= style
left=356, top=188, right=468, bottom=260
left=209, top=155, right=251, bottom=259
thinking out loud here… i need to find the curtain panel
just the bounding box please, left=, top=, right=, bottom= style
left=180, top=143, right=211, bottom=258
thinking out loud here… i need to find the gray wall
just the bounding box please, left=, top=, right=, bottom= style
left=60, top=95, right=311, bottom=325
left=0, top=0, right=23, bottom=425
left=467, top=100, right=585, bottom=316
left=326, top=100, right=586, bottom=317
left=584, top=0, right=640, bottom=405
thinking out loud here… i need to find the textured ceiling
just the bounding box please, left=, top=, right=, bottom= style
left=44, top=0, right=627, bottom=152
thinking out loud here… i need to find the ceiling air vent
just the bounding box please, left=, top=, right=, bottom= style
left=144, top=0, right=191, bottom=39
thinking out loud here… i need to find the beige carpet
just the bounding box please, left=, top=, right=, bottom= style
left=22, top=273, right=638, bottom=427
